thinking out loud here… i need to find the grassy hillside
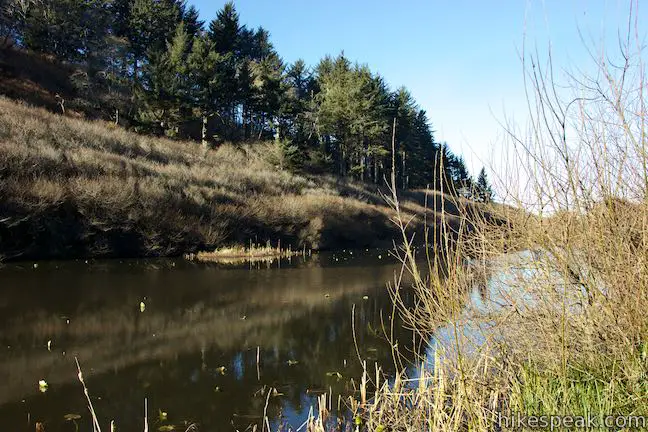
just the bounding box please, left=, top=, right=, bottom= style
left=0, top=97, right=465, bottom=261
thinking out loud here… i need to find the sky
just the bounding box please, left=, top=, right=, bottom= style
left=189, top=0, right=645, bottom=179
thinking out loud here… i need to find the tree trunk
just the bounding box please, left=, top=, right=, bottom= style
left=201, top=115, right=209, bottom=148
left=401, top=150, right=407, bottom=189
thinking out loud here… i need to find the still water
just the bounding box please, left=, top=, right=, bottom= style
left=0, top=251, right=419, bottom=431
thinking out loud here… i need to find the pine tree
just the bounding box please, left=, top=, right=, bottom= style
left=390, top=87, right=418, bottom=188
left=186, top=34, right=235, bottom=145
left=408, top=109, right=438, bottom=188
left=351, top=66, right=388, bottom=182
left=205, top=2, right=244, bottom=136
left=125, top=0, right=182, bottom=81
left=137, top=22, right=190, bottom=136
left=278, top=59, right=323, bottom=170
left=238, top=58, right=255, bottom=139
left=181, top=4, right=204, bottom=40
left=476, top=167, right=494, bottom=202
left=208, top=1, right=240, bottom=54
left=18, top=0, right=109, bottom=62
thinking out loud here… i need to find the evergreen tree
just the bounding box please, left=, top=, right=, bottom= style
left=351, top=66, right=389, bottom=182
left=250, top=52, right=284, bottom=139
left=408, top=109, right=438, bottom=188
left=476, top=167, right=494, bottom=202
left=181, top=4, right=204, bottom=40
left=390, top=87, right=418, bottom=188
left=205, top=2, right=243, bottom=135
left=435, top=143, right=456, bottom=192
left=137, top=21, right=190, bottom=135
left=452, top=155, right=472, bottom=194
left=278, top=59, right=324, bottom=170
left=124, top=0, right=182, bottom=80
left=238, top=58, right=255, bottom=138
left=208, top=1, right=240, bottom=54
left=186, top=34, right=234, bottom=145
left=18, top=0, right=109, bottom=62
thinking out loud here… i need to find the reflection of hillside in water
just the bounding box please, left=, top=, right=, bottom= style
left=0, top=254, right=415, bottom=431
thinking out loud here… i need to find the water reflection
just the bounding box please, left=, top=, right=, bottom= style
left=0, top=251, right=417, bottom=431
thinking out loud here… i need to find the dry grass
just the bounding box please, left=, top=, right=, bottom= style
left=0, top=96, right=462, bottom=261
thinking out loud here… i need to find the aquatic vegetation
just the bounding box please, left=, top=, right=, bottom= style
left=185, top=243, right=301, bottom=264
left=38, top=379, right=48, bottom=393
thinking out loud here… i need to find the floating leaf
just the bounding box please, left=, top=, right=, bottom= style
left=158, top=410, right=168, bottom=421
left=38, top=379, right=48, bottom=393
left=64, top=413, right=81, bottom=421
left=326, top=371, right=343, bottom=380
left=286, top=359, right=299, bottom=366
left=158, top=426, right=175, bottom=432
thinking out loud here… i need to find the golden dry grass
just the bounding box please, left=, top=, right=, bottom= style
left=0, top=97, right=457, bottom=261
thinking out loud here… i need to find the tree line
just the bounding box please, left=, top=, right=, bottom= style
left=0, top=0, right=493, bottom=199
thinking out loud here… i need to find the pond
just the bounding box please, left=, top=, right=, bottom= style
left=0, top=250, right=422, bottom=431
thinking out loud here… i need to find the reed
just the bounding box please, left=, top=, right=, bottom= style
left=185, top=241, right=301, bottom=263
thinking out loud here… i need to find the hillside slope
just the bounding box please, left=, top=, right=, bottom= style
left=0, top=98, right=464, bottom=261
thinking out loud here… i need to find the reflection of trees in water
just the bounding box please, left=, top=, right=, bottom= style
left=0, top=258, right=417, bottom=431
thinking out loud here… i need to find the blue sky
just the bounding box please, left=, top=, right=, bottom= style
left=190, top=0, right=645, bottom=177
